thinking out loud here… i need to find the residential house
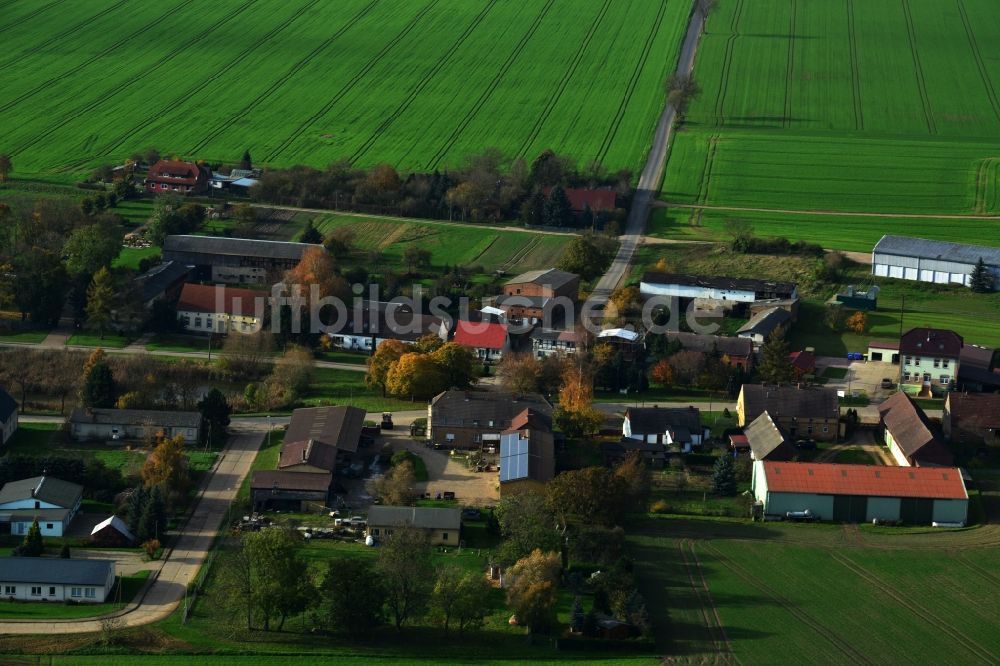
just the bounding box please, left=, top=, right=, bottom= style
left=543, top=187, right=617, bottom=216
left=0, top=388, right=17, bottom=447
left=529, top=328, right=580, bottom=358
left=326, top=301, right=449, bottom=352
left=622, top=406, right=707, bottom=453
left=737, top=384, right=840, bottom=441
left=752, top=461, right=968, bottom=524
left=943, top=393, right=1000, bottom=447
left=499, top=268, right=579, bottom=325
left=499, top=411, right=555, bottom=497
left=144, top=159, right=210, bottom=195
left=279, top=406, right=365, bottom=471
left=250, top=470, right=333, bottom=512
left=789, top=350, right=817, bottom=379
left=662, top=332, right=755, bottom=370
left=596, top=328, right=643, bottom=360
left=89, top=516, right=136, bottom=548
left=162, top=235, right=316, bottom=285
left=0, top=557, right=115, bottom=603
left=872, top=234, right=1000, bottom=289
left=0, top=476, right=83, bottom=537
left=867, top=340, right=900, bottom=364
left=176, top=283, right=266, bottom=334
left=453, top=320, right=509, bottom=363
left=743, top=412, right=796, bottom=461
left=69, top=408, right=201, bottom=444
left=134, top=261, right=192, bottom=308
left=366, top=506, right=462, bottom=546
left=729, top=433, right=750, bottom=454
left=737, top=307, right=791, bottom=346
left=428, top=390, right=553, bottom=450
left=878, top=392, right=953, bottom=467
left=957, top=344, right=1000, bottom=392
left=899, top=327, right=963, bottom=396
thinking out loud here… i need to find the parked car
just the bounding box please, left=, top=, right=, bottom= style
left=461, top=508, right=481, bottom=520
left=347, top=515, right=366, bottom=528
left=381, top=412, right=394, bottom=430
left=795, top=439, right=817, bottom=450
left=880, top=378, right=895, bottom=389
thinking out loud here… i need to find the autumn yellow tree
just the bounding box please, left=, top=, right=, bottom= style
left=140, top=434, right=189, bottom=500
left=386, top=352, right=445, bottom=401
left=506, top=550, right=561, bottom=634
left=366, top=339, right=407, bottom=396
left=846, top=311, right=869, bottom=335
left=554, top=364, right=603, bottom=437
left=497, top=354, right=541, bottom=395
left=283, top=246, right=348, bottom=301
left=604, top=285, right=641, bottom=325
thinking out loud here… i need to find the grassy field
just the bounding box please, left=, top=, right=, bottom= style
left=113, top=246, right=161, bottom=270
left=660, top=0, right=1000, bottom=248
left=66, top=331, right=133, bottom=348
left=301, top=367, right=427, bottom=413
left=0, top=329, right=49, bottom=344
left=0, top=0, right=690, bottom=181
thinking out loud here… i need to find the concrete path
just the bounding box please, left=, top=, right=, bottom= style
left=591, top=4, right=706, bottom=298
left=0, top=427, right=263, bottom=634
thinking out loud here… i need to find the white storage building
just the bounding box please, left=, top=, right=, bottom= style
left=872, top=235, right=1000, bottom=289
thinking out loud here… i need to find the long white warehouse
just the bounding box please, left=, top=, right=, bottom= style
left=872, top=235, right=1000, bottom=289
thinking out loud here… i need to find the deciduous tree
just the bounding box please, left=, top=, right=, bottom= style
left=321, top=557, right=385, bottom=636
left=140, top=434, right=189, bottom=499
left=85, top=267, right=116, bottom=339
left=242, top=527, right=313, bottom=631
left=494, top=492, right=561, bottom=566
left=846, top=311, right=869, bottom=335
left=497, top=353, right=541, bottom=394
left=366, top=339, right=407, bottom=396
left=371, top=459, right=416, bottom=506
left=506, top=550, right=561, bottom=634
left=386, top=352, right=445, bottom=400
left=430, top=342, right=479, bottom=389
left=220, top=331, right=274, bottom=380
left=63, top=220, right=123, bottom=278
left=377, top=524, right=434, bottom=631
left=650, top=358, right=674, bottom=387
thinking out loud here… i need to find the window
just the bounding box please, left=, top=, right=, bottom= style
left=49, top=587, right=56, bottom=596
left=34, top=501, right=40, bottom=509
left=45, top=523, right=53, bottom=530
left=372, top=528, right=380, bottom=536
left=823, top=426, right=829, bottom=433
left=923, top=373, right=931, bottom=382
left=31, top=587, right=41, bottom=596
left=934, top=358, right=940, bottom=368
left=904, top=356, right=912, bottom=365
left=85, top=588, right=96, bottom=599
left=902, top=373, right=910, bottom=382
left=941, top=376, right=950, bottom=385
left=442, top=532, right=449, bottom=541
left=943, top=359, right=949, bottom=368
left=4, top=585, right=15, bottom=595
left=194, top=317, right=202, bottom=328
left=71, top=587, right=81, bottom=598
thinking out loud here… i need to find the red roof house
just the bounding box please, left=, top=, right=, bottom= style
left=454, top=320, right=509, bottom=363
left=757, top=461, right=968, bottom=500
left=176, top=283, right=267, bottom=334
left=543, top=187, right=617, bottom=213
left=145, top=159, right=210, bottom=195
left=789, top=350, right=817, bottom=378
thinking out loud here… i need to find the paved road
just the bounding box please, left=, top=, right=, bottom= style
left=0, top=427, right=263, bottom=634
left=591, top=5, right=706, bottom=299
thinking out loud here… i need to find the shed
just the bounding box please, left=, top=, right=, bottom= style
left=743, top=412, right=796, bottom=461
left=89, top=515, right=136, bottom=547
left=366, top=506, right=461, bottom=546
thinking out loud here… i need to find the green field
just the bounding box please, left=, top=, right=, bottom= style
left=0, top=0, right=690, bottom=180
left=660, top=0, right=1000, bottom=248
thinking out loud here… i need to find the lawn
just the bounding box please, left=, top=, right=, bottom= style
left=0, top=571, right=150, bottom=620
left=67, top=330, right=133, bottom=349
left=1, top=0, right=689, bottom=182
left=830, top=447, right=876, bottom=466
left=237, top=429, right=286, bottom=500
left=0, top=329, right=49, bottom=344
left=113, top=246, right=161, bottom=270
left=301, top=367, right=417, bottom=414
left=145, top=333, right=211, bottom=353
left=3, top=422, right=58, bottom=452
left=659, top=0, right=1000, bottom=247
left=316, top=349, right=369, bottom=365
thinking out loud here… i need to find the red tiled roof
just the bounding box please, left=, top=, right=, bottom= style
left=789, top=350, right=816, bottom=372
left=900, top=328, right=963, bottom=358
left=946, top=393, right=1000, bottom=430
left=869, top=339, right=899, bottom=350
left=147, top=159, right=204, bottom=185
left=761, top=461, right=967, bottom=499
left=543, top=187, right=616, bottom=212
left=454, top=320, right=507, bottom=350
left=177, top=283, right=266, bottom=316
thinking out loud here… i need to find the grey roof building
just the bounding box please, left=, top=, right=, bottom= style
left=0, top=476, right=83, bottom=509
left=743, top=412, right=795, bottom=461
left=872, top=235, right=1000, bottom=289
left=134, top=261, right=193, bottom=306
left=284, top=406, right=365, bottom=456
left=367, top=506, right=461, bottom=531
left=162, top=235, right=318, bottom=285
left=70, top=408, right=202, bottom=444
left=0, top=557, right=116, bottom=603
left=737, top=307, right=792, bottom=344
left=0, top=476, right=84, bottom=538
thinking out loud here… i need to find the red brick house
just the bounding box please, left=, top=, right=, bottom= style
left=145, top=159, right=210, bottom=195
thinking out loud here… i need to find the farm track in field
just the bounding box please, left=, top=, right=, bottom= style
left=695, top=135, right=718, bottom=204
left=593, top=0, right=668, bottom=166
left=783, top=0, right=796, bottom=129
left=497, top=236, right=542, bottom=273
left=0, top=0, right=65, bottom=36
left=955, top=551, right=1000, bottom=588
left=0, top=0, right=196, bottom=116
left=515, top=0, right=614, bottom=159
left=973, top=158, right=993, bottom=214
left=900, top=0, right=936, bottom=134
left=264, top=0, right=441, bottom=163
left=425, top=0, right=555, bottom=170
left=348, top=0, right=498, bottom=164
left=678, top=540, right=734, bottom=661
left=955, top=0, right=1000, bottom=124
left=845, top=0, right=864, bottom=130
left=96, top=0, right=328, bottom=159
left=830, top=551, right=998, bottom=663
left=188, top=0, right=381, bottom=156
left=701, top=542, right=873, bottom=665
left=713, top=0, right=744, bottom=124
left=0, top=0, right=132, bottom=73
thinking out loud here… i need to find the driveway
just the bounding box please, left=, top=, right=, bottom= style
left=393, top=435, right=498, bottom=506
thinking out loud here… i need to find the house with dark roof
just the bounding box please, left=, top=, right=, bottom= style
left=543, top=188, right=617, bottom=215
left=69, top=408, right=201, bottom=444
left=943, top=393, right=1000, bottom=446
left=0, top=557, right=116, bottom=603
left=752, top=461, right=968, bottom=524
left=737, top=384, right=840, bottom=441
left=529, top=328, right=580, bottom=358
left=737, top=307, right=792, bottom=345
left=251, top=470, right=333, bottom=511
left=600, top=439, right=668, bottom=467
left=899, top=328, right=963, bottom=396
left=640, top=272, right=798, bottom=306
left=428, top=390, right=552, bottom=450
left=453, top=320, right=509, bottom=363
left=622, top=406, right=707, bottom=453
left=872, top=234, right=1000, bottom=290
left=366, top=506, right=462, bottom=546
left=957, top=344, right=1000, bottom=392
left=500, top=268, right=579, bottom=324
left=499, top=412, right=554, bottom=497
left=504, top=268, right=579, bottom=300
left=660, top=332, right=755, bottom=370
left=325, top=301, right=449, bottom=352
left=0, top=476, right=83, bottom=536
left=878, top=392, right=953, bottom=467
left=134, top=261, right=192, bottom=308
left=280, top=406, right=365, bottom=470
left=743, top=412, right=795, bottom=461
left=162, top=235, right=317, bottom=285
left=176, top=283, right=267, bottom=334
left=144, top=159, right=210, bottom=195
left=0, top=388, right=17, bottom=447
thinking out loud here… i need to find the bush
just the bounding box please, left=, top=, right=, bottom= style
left=649, top=500, right=670, bottom=514
left=143, top=538, right=161, bottom=560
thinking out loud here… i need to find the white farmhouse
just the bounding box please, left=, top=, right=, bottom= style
left=0, top=557, right=115, bottom=603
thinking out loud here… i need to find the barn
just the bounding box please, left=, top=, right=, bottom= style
left=871, top=235, right=1000, bottom=289
left=752, top=461, right=968, bottom=525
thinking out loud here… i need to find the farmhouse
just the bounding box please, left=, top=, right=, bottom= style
left=0, top=557, right=115, bottom=603
left=878, top=392, right=953, bottom=467
left=250, top=470, right=332, bottom=512
left=737, top=384, right=840, bottom=441
left=366, top=506, right=461, bottom=546
left=640, top=272, right=798, bottom=307
left=872, top=235, right=1000, bottom=289
left=529, top=328, right=580, bottom=358
left=504, top=268, right=579, bottom=300
left=943, top=393, right=1000, bottom=447
left=162, top=235, right=316, bottom=285
left=752, top=461, right=968, bottom=525
left=0, top=476, right=83, bottom=537
left=0, top=388, right=17, bottom=447
left=89, top=515, right=136, bottom=547
left=280, top=406, right=365, bottom=471
left=499, top=268, right=579, bottom=324
left=899, top=327, right=963, bottom=396
left=743, top=412, right=796, bottom=461
left=660, top=332, right=755, bottom=370
left=596, top=328, right=643, bottom=359
left=600, top=439, right=667, bottom=467
left=176, top=283, right=266, bottom=334
left=326, top=301, right=449, bottom=352
left=957, top=344, right=1000, bottom=392
left=144, top=159, right=210, bottom=195
left=737, top=307, right=791, bottom=345
left=428, top=390, right=552, bottom=450
left=622, top=406, right=707, bottom=453
left=543, top=187, right=617, bottom=215
left=453, top=320, right=509, bottom=363
left=69, top=408, right=201, bottom=444
left=499, top=412, right=555, bottom=497
left=134, top=261, right=192, bottom=308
